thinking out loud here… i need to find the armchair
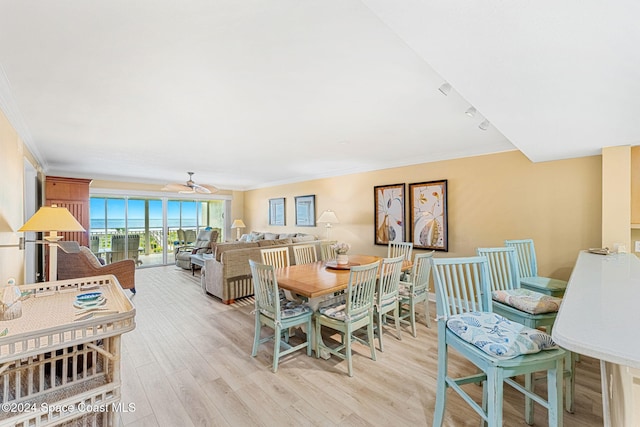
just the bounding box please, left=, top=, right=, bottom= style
left=57, top=243, right=136, bottom=293
left=175, top=228, right=219, bottom=270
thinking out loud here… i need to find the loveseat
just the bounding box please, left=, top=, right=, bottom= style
left=201, top=235, right=321, bottom=304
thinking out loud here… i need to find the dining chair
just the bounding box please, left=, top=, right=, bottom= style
left=315, top=261, right=380, bottom=377
left=504, top=239, right=567, bottom=297
left=477, top=246, right=574, bottom=421
left=388, top=241, right=413, bottom=261
left=249, top=260, right=313, bottom=373
left=431, top=256, right=566, bottom=427
left=261, top=246, right=290, bottom=269
left=374, top=255, right=404, bottom=351
left=390, top=251, right=434, bottom=336
left=320, top=240, right=337, bottom=261
left=293, top=244, right=318, bottom=265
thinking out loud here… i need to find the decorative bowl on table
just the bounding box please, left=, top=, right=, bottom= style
left=76, top=292, right=102, bottom=302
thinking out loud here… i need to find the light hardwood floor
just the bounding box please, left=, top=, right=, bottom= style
left=118, top=266, right=604, bottom=426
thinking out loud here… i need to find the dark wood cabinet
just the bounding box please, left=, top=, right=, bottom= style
left=45, top=176, right=92, bottom=247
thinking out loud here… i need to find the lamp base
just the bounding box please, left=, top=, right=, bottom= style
left=325, top=224, right=332, bottom=240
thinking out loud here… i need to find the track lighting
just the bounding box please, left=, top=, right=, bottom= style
left=438, top=83, right=451, bottom=96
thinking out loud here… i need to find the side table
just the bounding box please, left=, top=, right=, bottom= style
left=190, top=253, right=212, bottom=276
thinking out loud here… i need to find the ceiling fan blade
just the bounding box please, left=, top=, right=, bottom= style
left=162, top=183, right=192, bottom=192
left=192, top=183, right=214, bottom=194
left=163, top=172, right=218, bottom=194
left=200, top=184, right=219, bottom=193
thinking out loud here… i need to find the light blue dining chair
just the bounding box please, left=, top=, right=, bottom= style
left=388, top=241, right=413, bottom=261
left=388, top=241, right=413, bottom=281
left=431, top=256, right=566, bottom=427
left=477, top=246, right=575, bottom=421
left=391, top=251, right=434, bottom=336
left=374, top=255, right=404, bottom=351
left=505, top=239, right=567, bottom=297
left=315, top=261, right=380, bottom=377
left=249, top=260, right=313, bottom=373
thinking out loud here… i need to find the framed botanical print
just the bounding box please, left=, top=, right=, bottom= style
left=408, top=180, right=448, bottom=251
left=268, top=198, right=285, bottom=226
left=295, top=195, right=316, bottom=226
left=374, top=183, right=405, bottom=245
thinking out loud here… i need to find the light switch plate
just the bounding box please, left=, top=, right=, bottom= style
left=635, top=241, right=640, bottom=252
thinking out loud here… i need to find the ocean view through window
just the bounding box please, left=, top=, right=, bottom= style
left=90, top=197, right=224, bottom=266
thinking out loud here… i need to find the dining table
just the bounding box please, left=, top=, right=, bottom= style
left=274, top=254, right=412, bottom=359
left=275, top=254, right=411, bottom=306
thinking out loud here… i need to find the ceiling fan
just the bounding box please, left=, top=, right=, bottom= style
left=162, top=172, right=218, bottom=194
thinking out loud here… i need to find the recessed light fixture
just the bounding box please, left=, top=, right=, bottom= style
left=438, top=83, right=451, bottom=96
left=478, top=120, right=490, bottom=131
left=465, top=107, right=476, bottom=117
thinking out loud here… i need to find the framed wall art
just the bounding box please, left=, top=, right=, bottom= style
left=268, top=197, right=286, bottom=226
left=295, top=195, right=316, bottom=226
left=374, top=183, right=405, bottom=245
left=408, top=180, right=448, bottom=251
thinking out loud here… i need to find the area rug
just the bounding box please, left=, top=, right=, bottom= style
left=230, top=296, right=255, bottom=308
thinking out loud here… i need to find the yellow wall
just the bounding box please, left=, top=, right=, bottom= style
left=0, top=110, right=29, bottom=283
left=244, top=150, right=602, bottom=280
left=602, top=146, right=631, bottom=251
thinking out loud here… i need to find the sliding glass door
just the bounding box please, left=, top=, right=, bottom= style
left=90, top=196, right=225, bottom=267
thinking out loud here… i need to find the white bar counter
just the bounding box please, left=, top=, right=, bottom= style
left=553, top=250, right=640, bottom=426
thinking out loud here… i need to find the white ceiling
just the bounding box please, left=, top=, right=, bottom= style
left=0, top=1, right=638, bottom=190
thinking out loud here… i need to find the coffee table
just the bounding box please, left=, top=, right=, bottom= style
left=189, top=253, right=212, bottom=275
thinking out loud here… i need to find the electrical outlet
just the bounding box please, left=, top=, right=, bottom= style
left=635, top=241, right=640, bottom=253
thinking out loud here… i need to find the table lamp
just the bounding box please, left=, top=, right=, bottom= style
left=317, top=210, right=339, bottom=239
left=18, top=205, right=85, bottom=281
left=231, top=219, right=246, bottom=241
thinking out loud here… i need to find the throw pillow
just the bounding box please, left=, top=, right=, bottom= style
left=247, top=232, right=265, bottom=242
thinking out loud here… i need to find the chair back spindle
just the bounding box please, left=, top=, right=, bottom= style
left=505, top=239, right=538, bottom=278
left=431, top=256, right=491, bottom=319
left=320, top=240, right=337, bottom=261
left=477, top=247, right=520, bottom=292
left=346, top=262, right=379, bottom=319
left=388, top=241, right=413, bottom=261
left=261, top=247, right=290, bottom=269
left=293, top=244, right=318, bottom=265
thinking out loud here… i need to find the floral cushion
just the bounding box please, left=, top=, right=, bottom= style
left=492, top=288, right=562, bottom=314
left=446, top=312, right=558, bottom=359
left=280, top=301, right=312, bottom=319
left=259, top=299, right=311, bottom=319
left=398, top=283, right=427, bottom=297
left=318, top=300, right=368, bottom=322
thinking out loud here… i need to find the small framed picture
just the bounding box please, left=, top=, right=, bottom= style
left=269, top=198, right=285, bottom=226
left=374, top=183, right=405, bottom=245
left=408, top=180, right=448, bottom=251
left=295, top=195, right=316, bottom=226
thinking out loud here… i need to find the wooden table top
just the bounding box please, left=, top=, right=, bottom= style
left=275, top=255, right=411, bottom=299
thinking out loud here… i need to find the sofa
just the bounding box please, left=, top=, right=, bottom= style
left=201, top=235, right=321, bottom=304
